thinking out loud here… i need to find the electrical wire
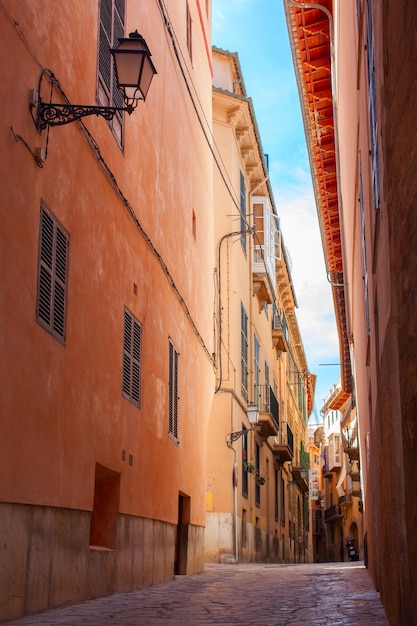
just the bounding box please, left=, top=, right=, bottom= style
left=31, top=69, right=215, bottom=366
left=10, top=126, right=44, bottom=168
left=155, top=0, right=245, bottom=218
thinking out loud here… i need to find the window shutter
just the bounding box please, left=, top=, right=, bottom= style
left=169, top=340, right=179, bottom=439
left=122, top=309, right=141, bottom=407
left=37, top=206, right=68, bottom=343
left=53, top=226, right=68, bottom=339
left=240, top=171, right=247, bottom=250
left=241, top=304, right=248, bottom=400
left=38, top=210, right=54, bottom=328
left=131, top=319, right=141, bottom=404
left=98, top=0, right=125, bottom=139
left=99, top=0, right=112, bottom=94
left=186, top=2, right=192, bottom=61
left=122, top=311, right=132, bottom=397
left=112, top=0, right=125, bottom=109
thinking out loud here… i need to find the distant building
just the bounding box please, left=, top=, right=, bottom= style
left=205, top=47, right=314, bottom=565
left=320, top=383, right=363, bottom=563
left=285, top=0, right=417, bottom=623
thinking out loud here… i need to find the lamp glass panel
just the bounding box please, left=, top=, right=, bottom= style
left=114, top=51, right=144, bottom=88
left=138, top=57, right=156, bottom=99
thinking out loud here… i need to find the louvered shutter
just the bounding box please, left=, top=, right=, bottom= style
left=37, top=206, right=68, bottom=343
left=53, top=226, right=68, bottom=339
left=122, top=309, right=141, bottom=407
left=98, top=0, right=125, bottom=125
left=38, top=209, right=54, bottom=328
left=168, top=340, right=178, bottom=439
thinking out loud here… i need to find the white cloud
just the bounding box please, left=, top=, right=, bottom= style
left=272, top=175, right=341, bottom=405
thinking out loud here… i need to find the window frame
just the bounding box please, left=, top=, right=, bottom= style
left=97, top=0, right=126, bottom=146
left=255, top=442, right=261, bottom=507
left=36, top=203, right=69, bottom=345
left=122, top=308, right=142, bottom=408
left=240, top=303, right=248, bottom=401
left=239, top=171, right=247, bottom=252
left=254, top=333, right=260, bottom=407
left=366, top=0, right=380, bottom=210
left=242, top=426, right=249, bottom=498
left=186, top=1, right=193, bottom=62
left=168, top=339, right=179, bottom=442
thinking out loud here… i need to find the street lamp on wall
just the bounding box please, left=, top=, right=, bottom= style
left=31, top=30, right=157, bottom=131
left=226, top=403, right=260, bottom=444
left=246, top=403, right=259, bottom=425
left=287, top=468, right=308, bottom=487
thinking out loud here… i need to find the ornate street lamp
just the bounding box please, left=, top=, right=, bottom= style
left=226, top=403, right=260, bottom=443
left=32, top=30, right=157, bottom=131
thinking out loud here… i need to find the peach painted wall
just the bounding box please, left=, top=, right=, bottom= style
left=1, top=0, right=213, bottom=531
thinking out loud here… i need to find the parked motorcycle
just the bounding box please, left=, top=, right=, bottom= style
left=346, top=538, right=359, bottom=561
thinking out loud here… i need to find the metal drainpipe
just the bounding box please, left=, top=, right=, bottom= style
left=226, top=419, right=239, bottom=562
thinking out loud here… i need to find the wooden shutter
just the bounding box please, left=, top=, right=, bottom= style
left=169, top=340, right=179, bottom=439
left=98, top=0, right=125, bottom=139
left=186, top=2, right=192, bottom=61
left=37, top=205, right=68, bottom=343
left=122, top=309, right=141, bottom=407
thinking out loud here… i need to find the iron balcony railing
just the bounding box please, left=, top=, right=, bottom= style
left=275, top=422, right=294, bottom=453
left=324, top=504, right=343, bottom=523
left=272, top=307, right=289, bottom=343
left=254, top=383, right=279, bottom=429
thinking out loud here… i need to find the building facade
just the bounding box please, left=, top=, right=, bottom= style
left=285, top=0, right=417, bottom=623
left=1, top=1, right=214, bottom=621
left=205, top=48, right=314, bottom=565
left=320, top=384, right=363, bottom=563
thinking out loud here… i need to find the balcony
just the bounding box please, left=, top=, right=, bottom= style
left=349, top=460, right=360, bottom=481
left=252, top=251, right=274, bottom=310
left=343, top=425, right=359, bottom=460
left=291, top=449, right=309, bottom=492
left=254, top=384, right=279, bottom=437
left=339, top=494, right=352, bottom=507
left=324, top=505, right=343, bottom=523
left=271, top=422, right=294, bottom=462
left=252, top=199, right=277, bottom=311
left=271, top=308, right=289, bottom=355
left=290, top=466, right=309, bottom=492
left=344, top=444, right=359, bottom=461
left=323, top=436, right=342, bottom=476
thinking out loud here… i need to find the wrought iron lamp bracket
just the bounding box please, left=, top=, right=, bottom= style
left=36, top=101, right=135, bottom=131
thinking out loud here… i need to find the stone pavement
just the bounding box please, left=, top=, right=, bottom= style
left=3, top=561, right=389, bottom=626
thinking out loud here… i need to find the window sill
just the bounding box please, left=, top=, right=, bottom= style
left=89, top=545, right=115, bottom=552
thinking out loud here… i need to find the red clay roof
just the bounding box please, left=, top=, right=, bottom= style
left=285, top=0, right=352, bottom=394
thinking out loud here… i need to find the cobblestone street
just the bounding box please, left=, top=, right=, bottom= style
left=3, top=561, right=389, bottom=626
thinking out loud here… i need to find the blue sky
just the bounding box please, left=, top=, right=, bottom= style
left=212, top=0, right=340, bottom=416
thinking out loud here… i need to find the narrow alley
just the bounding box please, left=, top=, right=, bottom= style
left=3, top=562, right=389, bottom=626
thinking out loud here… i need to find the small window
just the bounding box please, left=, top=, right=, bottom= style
left=186, top=2, right=192, bottom=61
left=254, top=333, right=260, bottom=405
left=192, top=209, right=196, bottom=240
left=169, top=339, right=179, bottom=440
left=255, top=442, right=261, bottom=507
left=240, top=303, right=248, bottom=401
left=242, top=509, right=247, bottom=547
left=36, top=203, right=69, bottom=344
left=280, top=475, right=285, bottom=525
left=98, top=0, right=126, bottom=144
left=89, top=463, right=120, bottom=550
left=242, top=426, right=248, bottom=498
left=240, top=171, right=247, bottom=252
left=122, top=308, right=142, bottom=407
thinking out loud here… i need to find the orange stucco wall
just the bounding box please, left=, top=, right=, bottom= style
left=333, top=2, right=417, bottom=624
left=1, top=0, right=214, bottom=619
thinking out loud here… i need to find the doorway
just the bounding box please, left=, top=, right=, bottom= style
left=175, top=493, right=190, bottom=575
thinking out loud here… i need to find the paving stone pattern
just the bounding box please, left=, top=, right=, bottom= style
left=3, top=562, right=390, bottom=626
